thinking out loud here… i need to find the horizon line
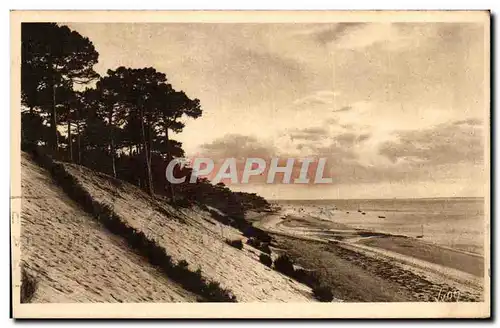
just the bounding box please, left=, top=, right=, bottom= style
left=268, top=196, right=485, bottom=201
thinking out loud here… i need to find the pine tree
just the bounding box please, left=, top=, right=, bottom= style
left=21, top=23, right=99, bottom=152
left=154, top=90, right=202, bottom=201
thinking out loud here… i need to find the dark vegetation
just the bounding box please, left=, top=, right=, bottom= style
left=243, top=226, right=273, bottom=243
left=225, top=239, right=243, bottom=250
left=22, top=22, right=195, bottom=201
left=259, top=253, right=273, bottom=267
left=274, top=254, right=295, bottom=276
left=260, top=243, right=271, bottom=255
left=312, top=286, right=334, bottom=302
left=25, top=38, right=199, bottom=201
left=23, top=145, right=236, bottom=302
left=20, top=266, right=38, bottom=303
left=198, top=186, right=274, bottom=246
left=233, top=192, right=272, bottom=212
left=246, top=237, right=271, bottom=255
left=356, top=231, right=392, bottom=238
left=273, top=254, right=334, bottom=302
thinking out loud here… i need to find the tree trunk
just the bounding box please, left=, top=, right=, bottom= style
left=76, top=111, right=82, bottom=164
left=147, top=121, right=153, bottom=172
left=51, top=87, right=59, bottom=152
left=108, top=108, right=117, bottom=178
left=110, top=138, right=116, bottom=178
left=67, top=118, right=73, bottom=162
left=26, top=106, right=34, bottom=143
left=140, top=109, right=154, bottom=195
left=164, top=120, right=175, bottom=202
left=50, top=68, right=59, bottom=153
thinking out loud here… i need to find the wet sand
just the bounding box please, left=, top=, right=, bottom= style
left=359, top=235, right=484, bottom=277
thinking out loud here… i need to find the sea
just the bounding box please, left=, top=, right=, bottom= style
left=275, top=197, right=486, bottom=255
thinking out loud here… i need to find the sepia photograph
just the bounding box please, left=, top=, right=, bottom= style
left=10, top=10, right=490, bottom=318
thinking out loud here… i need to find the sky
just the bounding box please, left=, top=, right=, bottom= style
left=66, top=21, right=488, bottom=199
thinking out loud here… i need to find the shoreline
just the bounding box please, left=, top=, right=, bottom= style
left=251, top=207, right=485, bottom=302
left=270, top=198, right=484, bottom=255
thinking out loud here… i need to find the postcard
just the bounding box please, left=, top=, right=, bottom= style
left=10, top=10, right=490, bottom=319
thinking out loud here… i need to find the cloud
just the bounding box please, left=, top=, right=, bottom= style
left=289, top=126, right=329, bottom=142
left=312, top=142, right=358, bottom=161
left=307, top=23, right=414, bottom=50
left=197, top=134, right=280, bottom=184
left=312, top=23, right=366, bottom=44
left=200, top=134, right=277, bottom=159
left=278, top=119, right=484, bottom=186
left=236, top=49, right=304, bottom=78
left=292, top=90, right=339, bottom=107
left=379, top=119, right=484, bottom=165
left=333, top=106, right=352, bottom=113
left=302, top=127, right=328, bottom=134
left=197, top=133, right=341, bottom=185
left=196, top=122, right=485, bottom=188
left=325, top=118, right=339, bottom=125
left=66, top=22, right=487, bottom=198
left=453, top=118, right=483, bottom=126
left=335, top=132, right=372, bottom=147
left=328, top=23, right=485, bottom=116
left=203, top=48, right=308, bottom=109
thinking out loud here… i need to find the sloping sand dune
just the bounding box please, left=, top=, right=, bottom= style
left=58, top=161, right=313, bottom=302
left=21, top=153, right=196, bottom=303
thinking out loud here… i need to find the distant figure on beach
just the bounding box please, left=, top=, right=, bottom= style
left=416, top=224, right=424, bottom=238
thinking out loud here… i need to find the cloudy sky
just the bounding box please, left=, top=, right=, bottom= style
left=67, top=20, right=488, bottom=199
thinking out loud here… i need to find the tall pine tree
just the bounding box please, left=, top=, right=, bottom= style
left=21, top=23, right=99, bottom=152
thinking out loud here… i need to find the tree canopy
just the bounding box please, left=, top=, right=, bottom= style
left=21, top=23, right=203, bottom=198
left=22, top=23, right=100, bottom=150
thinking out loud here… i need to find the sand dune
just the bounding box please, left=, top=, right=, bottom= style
left=21, top=152, right=314, bottom=303
left=61, top=162, right=313, bottom=302
left=21, top=153, right=196, bottom=303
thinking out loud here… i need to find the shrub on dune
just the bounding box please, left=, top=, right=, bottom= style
left=274, top=254, right=295, bottom=276
left=294, top=268, right=321, bottom=287
left=312, top=285, right=334, bottom=302
left=259, top=253, right=273, bottom=267
left=20, top=267, right=37, bottom=303
left=225, top=239, right=243, bottom=250
left=246, top=237, right=261, bottom=248
left=247, top=237, right=271, bottom=254
left=259, top=242, right=271, bottom=255
left=177, top=259, right=189, bottom=270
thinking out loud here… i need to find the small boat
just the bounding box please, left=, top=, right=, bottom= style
left=378, top=215, right=386, bottom=219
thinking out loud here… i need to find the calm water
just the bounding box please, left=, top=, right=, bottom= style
left=275, top=198, right=486, bottom=255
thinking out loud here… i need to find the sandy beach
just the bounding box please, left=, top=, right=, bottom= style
left=250, top=204, right=485, bottom=302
